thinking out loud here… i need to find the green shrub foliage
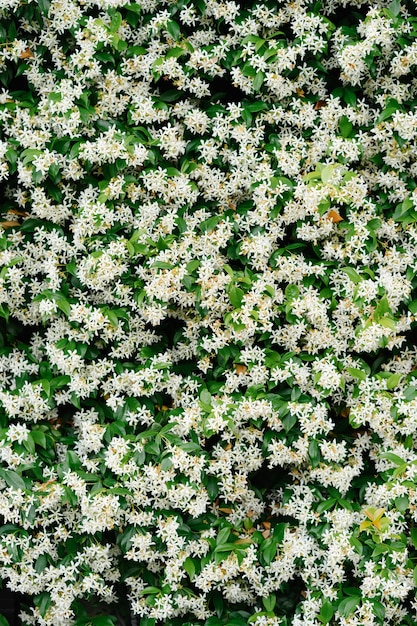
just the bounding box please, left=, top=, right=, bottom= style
left=1, top=0, right=417, bottom=624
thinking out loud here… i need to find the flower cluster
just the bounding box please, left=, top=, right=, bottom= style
left=1, top=0, right=417, bottom=625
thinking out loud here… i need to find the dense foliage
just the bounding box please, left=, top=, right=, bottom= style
left=1, top=0, right=417, bottom=624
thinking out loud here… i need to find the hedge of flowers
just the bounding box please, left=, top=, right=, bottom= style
left=1, top=0, right=417, bottom=624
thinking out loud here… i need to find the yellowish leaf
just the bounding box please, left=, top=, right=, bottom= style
left=19, top=48, right=33, bottom=59
left=327, top=210, right=343, bottom=223
left=0, top=221, right=20, bottom=229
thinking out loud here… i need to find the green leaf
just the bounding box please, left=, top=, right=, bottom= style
left=273, top=523, right=286, bottom=543
left=57, top=297, right=71, bottom=317
left=150, top=261, right=173, bottom=269
left=282, top=412, right=297, bottom=432
left=200, top=216, right=220, bottom=232
left=374, top=296, right=390, bottom=319
left=408, top=299, right=417, bottom=314
left=46, top=183, right=62, bottom=203
left=183, top=557, right=195, bottom=580
left=388, top=0, right=401, bottom=16
left=308, top=440, right=321, bottom=468
left=216, top=526, right=231, bottom=545
left=35, top=554, right=48, bottom=573
left=140, top=587, right=161, bottom=596
left=321, top=164, right=339, bottom=184
left=110, top=33, right=126, bottom=50
left=91, top=617, right=117, bottom=626
left=31, top=430, right=47, bottom=448
left=394, top=495, right=408, bottom=512
left=23, top=434, right=36, bottom=455
left=319, top=600, right=334, bottom=624
left=379, top=452, right=406, bottom=466
left=262, top=594, right=276, bottom=613
left=253, top=71, right=265, bottom=92
left=386, top=373, right=402, bottom=390
left=343, top=88, right=357, bottom=107
left=205, top=476, right=219, bottom=500
left=21, top=148, right=43, bottom=165
left=367, top=218, right=382, bottom=231
left=50, top=375, right=71, bottom=389
left=410, top=527, right=417, bottom=549
left=48, top=162, right=61, bottom=183
left=186, top=259, right=200, bottom=273
left=316, top=498, right=337, bottom=514
left=343, top=588, right=361, bottom=597
left=104, top=310, right=119, bottom=327
left=110, top=11, right=122, bottom=31
left=393, top=197, right=414, bottom=221
left=37, top=0, right=50, bottom=15
left=0, top=615, right=10, bottom=626
left=377, top=98, right=401, bottom=123
left=264, top=350, right=281, bottom=368
left=199, top=388, right=212, bottom=406
left=371, top=600, right=385, bottom=621
left=372, top=543, right=389, bottom=557
left=285, top=284, right=299, bottom=301
left=346, top=366, right=367, bottom=381
left=341, top=266, right=362, bottom=283
left=0, top=304, right=10, bottom=322
left=270, top=175, right=293, bottom=190
left=338, top=595, right=360, bottom=617
left=229, top=286, right=244, bottom=308
left=261, top=538, right=277, bottom=564
left=393, top=463, right=409, bottom=479
left=0, top=469, right=26, bottom=491
left=34, top=592, right=51, bottom=618
left=378, top=316, right=396, bottom=330
left=126, top=3, right=141, bottom=14
left=166, top=47, right=187, bottom=59
left=339, top=115, right=353, bottom=138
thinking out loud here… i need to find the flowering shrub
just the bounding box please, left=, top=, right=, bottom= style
left=1, top=0, right=417, bottom=624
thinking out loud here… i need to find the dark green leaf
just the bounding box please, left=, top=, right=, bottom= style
left=253, top=71, right=265, bottom=92
left=35, top=592, right=51, bottom=618
left=0, top=469, right=26, bottom=491
left=308, top=440, right=321, bottom=468
left=377, top=99, right=401, bottom=123
left=200, top=216, right=220, bottom=232
left=89, top=617, right=117, bottom=626
left=35, top=554, right=48, bottom=573
left=30, top=430, right=47, bottom=448
left=410, top=527, right=417, bottom=549
left=37, top=0, right=50, bottom=15
left=261, top=538, right=277, bottom=564
left=166, top=20, right=181, bottom=40
left=338, top=595, right=360, bottom=617
left=371, top=600, right=385, bottom=620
